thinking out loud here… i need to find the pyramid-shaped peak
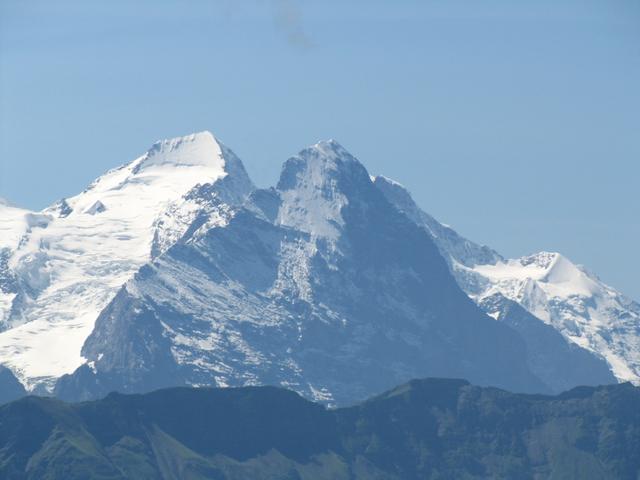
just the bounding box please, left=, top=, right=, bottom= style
left=512, top=251, right=600, bottom=298
left=55, top=131, right=252, bottom=221
left=150, top=131, right=219, bottom=151
left=275, top=139, right=376, bottom=238
left=277, top=139, right=369, bottom=192
left=310, top=138, right=348, bottom=152
left=135, top=131, right=227, bottom=173
left=301, top=138, right=358, bottom=164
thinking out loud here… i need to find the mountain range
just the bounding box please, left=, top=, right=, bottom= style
left=2, top=378, right=640, bottom=479
left=1, top=131, right=637, bottom=404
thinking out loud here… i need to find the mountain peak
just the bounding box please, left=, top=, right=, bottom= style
left=516, top=252, right=598, bottom=290
left=135, top=131, right=226, bottom=173
left=277, top=140, right=367, bottom=190
left=276, top=140, right=372, bottom=238
left=0, top=132, right=254, bottom=388
left=150, top=130, right=217, bottom=151
left=308, top=138, right=351, bottom=157
left=62, top=131, right=234, bottom=218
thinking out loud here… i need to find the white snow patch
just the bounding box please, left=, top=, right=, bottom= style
left=0, top=131, right=231, bottom=389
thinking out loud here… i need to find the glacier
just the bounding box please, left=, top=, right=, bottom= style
left=0, top=132, right=253, bottom=391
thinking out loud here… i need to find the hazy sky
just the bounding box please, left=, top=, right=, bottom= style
left=1, top=0, right=639, bottom=298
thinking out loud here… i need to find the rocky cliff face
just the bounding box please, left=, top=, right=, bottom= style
left=56, top=140, right=544, bottom=405
left=1, top=131, right=635, bottom=404
left=374, top=175, right=635, bottom=387
left=0, top=132, right=253, bottom=392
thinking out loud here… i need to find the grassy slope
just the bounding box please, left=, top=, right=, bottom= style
left=1, top=379, right=639, bottom=479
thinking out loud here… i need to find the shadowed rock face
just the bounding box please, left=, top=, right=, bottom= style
left=56, top=141, right=547, bottom=405
left=479, top=293, right=617, bottom=392
left=0, top=366, right=26, bottom=405
left=374, top=174, right=624, bottom=389
left=5, top=378, right=640, bottom=479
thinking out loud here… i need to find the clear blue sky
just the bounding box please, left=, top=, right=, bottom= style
left=1, top=0, right=639, bottom=299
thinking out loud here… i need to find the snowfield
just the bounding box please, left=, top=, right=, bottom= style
left=468, top=253, right=640, bottom=383
left=0, top=132, right=240, bottom=390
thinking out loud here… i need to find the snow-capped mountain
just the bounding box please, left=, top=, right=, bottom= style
left=1, top=131, right=637, bottom=403
left=374, top=176, right=638, bottom=387
left=55, top=140, right=545, bottom=404
left=470, top=253, right=640, bottom=384
left=0, top=132, right=253, bottom=391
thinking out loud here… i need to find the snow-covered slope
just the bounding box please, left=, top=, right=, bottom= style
left=470, top=253, right=640, bottom=384
left=2, top=131, right=635, bottom=400
left=56, top=140, right=545, bottom=405
left=0, top=132, right=253, bottom=391
left=374, top=176, right=638, bottom=386
left=0, top=198, right=32, bottom=251
left=0, top=200, right=32, bottom=328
